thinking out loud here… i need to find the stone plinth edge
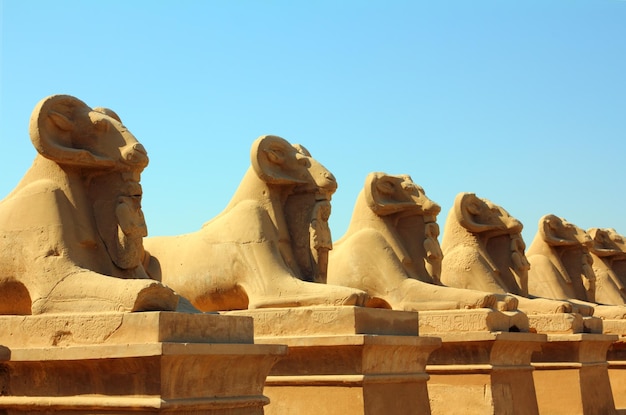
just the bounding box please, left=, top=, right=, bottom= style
left=419, top=309, right=529, bottom=334
left=0, top=311, right=254, bottom=347
left=225, top=306, right=419, bottom=337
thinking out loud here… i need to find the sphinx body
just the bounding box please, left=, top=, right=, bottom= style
left=326, top=173, right=512, bottom=311
left=440, top=193, right=584, bottom=315
left=526, top=215, right=626, bottom=319
left=610, top=234, right=626, bottom=290
left=0, top=95, right=178, bottom=315
left=587, top=228, right=626, bottom=305
left=143, top=135, right=369, bottom=312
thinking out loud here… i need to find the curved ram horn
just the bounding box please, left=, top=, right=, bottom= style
left=251, top=135, right=307, bottom=185
left=29, top=95, right=116, bottom=168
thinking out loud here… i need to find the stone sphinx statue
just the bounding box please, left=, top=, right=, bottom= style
left=0, top=95, right=178, bottom=315
left=587, top=228, right=626, bottom=306
left=526, top=215, right=593, bottom=301
left=439, top=193, right=585, bottom=315
left=143, top=135, right=370, bottom=311
left=588, top=228, right=626, bottom=305
left=526, top=215, right=626, bottom=319
left=608, top=231, right=626, bottom=289
left=326, top=172, right=515, bottom=311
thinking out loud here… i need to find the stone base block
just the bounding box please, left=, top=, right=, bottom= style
left=426, top=331, right=546, bottom=415
left=227, top=307, right=441, bottom=415
left=608, top=336, right=626, bottom=411
left=527, top=313, right=598, bottom=334
left=532, top=333, right=618, bottom=415
left=583, top=316, right=604, bottom=333
left=418, top=309, right=528, bottom=334
left=0, top=311, right=254, bottom=347
left=609, top=359, right=626, bottom=412
left=602, top=319, right=626, bottom=336
left=0, top=312, right=287, bottom=414
left=227, top=305, right=419, bottom=337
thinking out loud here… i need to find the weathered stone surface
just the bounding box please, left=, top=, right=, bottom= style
left=0, top=312, right=286, bottom=414
left=227, top=306, right=418, bottom=337
left=419, top=309, right=529, bottom=334
left=0, top=311, right=253, bottom=347
left=527, top=313, right=586, bottom=334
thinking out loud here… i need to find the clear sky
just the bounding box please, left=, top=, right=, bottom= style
left=1, top=1, right=625, bottom=245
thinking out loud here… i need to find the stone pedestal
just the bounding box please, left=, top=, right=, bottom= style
left=528, top=313, right=603, bottom=334
left=608, top=336, right=626, bottom=412
left=532, top=333, right=618, bottom=415
left=510, top=312, right=617, bottom=415
left=425, top=330, right=546, bottom=415
left=419, top=308, right=545, bottom=415
left=226, top=306, right=441, bottom=415
left=419, top=309, right=529, bottom=334
left=604, top=320, right=626, bottom=412
left=0, top=312, right=287, bottom=414
left=603, top=319, right=626, bottom=337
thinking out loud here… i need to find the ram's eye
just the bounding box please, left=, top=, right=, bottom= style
left=297, top=154, right=311, bottom=168
left=401, top=182, right=418, bottom=195
left=93, top=118, right=110, bottom=132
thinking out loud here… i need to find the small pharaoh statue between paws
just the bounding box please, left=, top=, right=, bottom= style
left=92, top=171, right=150, bottom=278
left=309, top=200, right=333, bottom=284
left=581, top=250, right=596, bottom=303
left=510, top=234, right=530, bottom=295
left=423, top=219, right=443, bottom=285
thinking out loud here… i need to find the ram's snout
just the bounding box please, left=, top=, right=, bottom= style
left=121, top=143, right=149, bottom=169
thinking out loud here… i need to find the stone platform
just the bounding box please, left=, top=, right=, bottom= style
left=419, top=307, right=620, bottom=414
left=425, top=330, right=546, bottom=415
left=0, top=312, right=287, bottom=415
left=516, top=311, right=619, bottom=415
left=416, top=308, right=549, bottom=415
left=419, top=309, right=529, bottom=334
left=609, top=336, right=626, bottom=413
left=603, top=319, right=626, bottom=412
left=527, top=313, right=602, bottom=334
left=532, top=333, right=618, bottom=415
left=226, top=306, right=441, bottom=415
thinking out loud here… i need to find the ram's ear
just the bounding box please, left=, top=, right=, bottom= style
left=29, top=95, right=116, bottom=168
left=251, top=135, right=307, bottom=184
left=455, top=192, right=495, bottom=233
left=292, top=143, right=311, bottom=157
left=93, top=107, right=121, bottom=123
left=587, top=228, right=600, bottom=242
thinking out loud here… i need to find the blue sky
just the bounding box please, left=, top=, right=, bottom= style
left=1, top=1, right=625, bottom=245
